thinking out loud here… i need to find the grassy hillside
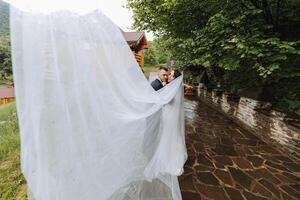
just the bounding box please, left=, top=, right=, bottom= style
left=0, top=103, right=26, bottom=200
left=0, top=0, right=9, bottom=37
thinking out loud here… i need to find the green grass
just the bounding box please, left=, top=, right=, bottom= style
left=0, top=103, right=27, bottom=200
left=0, top=103, right=16, bottom=121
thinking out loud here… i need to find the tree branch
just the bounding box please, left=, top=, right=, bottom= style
left=262, top=0, right=274, bottom=26
left=275, top=0, right=281, bottom=30
left=249, top=0, right=261, bottom=9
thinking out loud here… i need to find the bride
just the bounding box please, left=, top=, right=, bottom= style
left=5, top=0, right=187, bottom=199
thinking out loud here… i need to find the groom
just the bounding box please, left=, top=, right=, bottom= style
left=151, top=67, right=169, bottom=91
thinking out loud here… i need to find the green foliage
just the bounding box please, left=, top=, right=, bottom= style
left=141, top=38, right=171, bottom=66
left=0, top=0, right=9, bottom=37
left=128, top=0, right=300, bottom=116
left=0, top=36, right=12, bottom=81
left=141, top=43, right=158, bottom=66
left=191, top=10, right=299, bottom=78
left=127, top=0, right=220, bottom=38
left=0, top=0, right=12, bottom=82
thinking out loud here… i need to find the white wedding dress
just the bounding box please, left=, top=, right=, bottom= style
left=5, top=1, right=187, bottom=199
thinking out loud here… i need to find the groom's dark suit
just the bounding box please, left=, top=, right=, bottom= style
left=151, top=78, right=164, bottom=91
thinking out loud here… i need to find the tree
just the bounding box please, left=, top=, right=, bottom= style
left=141, top=42, right=158, bottom=66
left=127, top=0, right=300, bottom=115
left=0, top=36, right=12, bottom=81
left=0, top=0, right=9, bottom=37
left=141, top=38, right=171, bottom=66
left=0, top=0, right=12, bottom=82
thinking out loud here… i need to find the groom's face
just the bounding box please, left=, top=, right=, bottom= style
left=158, top=69, right=169, bottom=82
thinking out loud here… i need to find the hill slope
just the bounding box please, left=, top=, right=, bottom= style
left=0, top=0, right=9, bottom=37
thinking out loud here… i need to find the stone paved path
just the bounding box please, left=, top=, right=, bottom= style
left=180, top=98, right=300, bottom=200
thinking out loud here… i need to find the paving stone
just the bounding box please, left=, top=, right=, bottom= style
left=243, top=191, right=268, bottom=200
left=213, top=156, right=233, bottom=166
left=265, top=161, right=291, bottom=172
left=195, top=184, right=230, bottom=200
left=252, top=182, right=273, bottom=198
left=196, top=172, right=220, bottom=186
left=235, top=184, right=246, bottom=191
left=275, top=173, right=297, bottom=184
left=247, top=156, right=264, bottom=167
left=290, top=184, right=300, bottom=192
left=283, top=162, right=300, bottom=172
left=257, top=140, right=267, bottom=145
left=185, top=155, right=197, bottom=167
left=214, top=144, right=238, bottom=156
left=280, top=185, right=300, bottom=199
left=182, top=166, right=194, bottom=174
left=258, top=179, right=281, bottom=199
left=232, top=157, right=253, bottom=169
left=215, top=162, right=227, bottom=169
left=228, top=167, right=254, bottom=190
left=234, top=146, right=248, bottom=156
left=214, top=169, right=234, bottom=186
left=180, top=99, right=300, bottom=200
left=179, top=174, right=196, bottom=191
left=193, top=142, right=205, bottom=151
left=226, top=130, right=245, bottom=138
left=194, top=164, right=214, bottom=172
left=238, top=131, right=259, bottom=140
left=280, top=191, right=298, bottom=200
left=259, top=146, right=280, bottom=154
left=220, top=137, right=235, bottom=146
left=260, top=154, right=282, bottom=164
left=187, top=147, right=196, bottom=155
left=266, top=166, right=280, bottom=174
left=248, top=146, right=262, bottom=154
left=197, top=153, right=214, bottom=168
left=224, top=187, right=245, bottom=200
left=234, top=138, right=258, bottom=146
left=245, top=168, right=281, bottom=184
left=181, top=191, right=202, bottom=200
left=273, top=155, right=293, bottom=163
left=281, top=172, right=300, bottom=183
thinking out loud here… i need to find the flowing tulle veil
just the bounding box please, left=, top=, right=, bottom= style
left=5, top=1, right=187, bottom=199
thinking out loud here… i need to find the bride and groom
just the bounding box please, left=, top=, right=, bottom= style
left=151, top=67, right=182, bottom=91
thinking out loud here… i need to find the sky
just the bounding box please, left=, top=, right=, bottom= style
left=99, top=0, right=154, bottom=41
left=4, top=0, right=155, bottom=40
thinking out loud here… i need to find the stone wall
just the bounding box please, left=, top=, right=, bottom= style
left=197, top=84, right=300, bottom=162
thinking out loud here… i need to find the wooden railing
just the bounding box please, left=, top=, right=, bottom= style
left=0, top=87, right=15, bottom=106
left=134, top=53, right=144, bottom=68
left=0, top=97, right=15, bottom=105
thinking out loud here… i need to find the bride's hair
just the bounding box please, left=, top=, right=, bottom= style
left=173, top=69, right=182, bottom=79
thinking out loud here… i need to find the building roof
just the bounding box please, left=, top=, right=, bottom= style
left=0, top=87, right=15, bottom=99
left=122, top=31, right=148, bottom=51
left=123, top=32, right=144, bottom=44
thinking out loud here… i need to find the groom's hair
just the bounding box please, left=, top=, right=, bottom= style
left=158, top=66, right=169, bottom=71
left=173, top=69, right=182, bottom=79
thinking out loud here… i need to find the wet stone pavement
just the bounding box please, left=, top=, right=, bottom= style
left=179, top=98, right=300, bottom=200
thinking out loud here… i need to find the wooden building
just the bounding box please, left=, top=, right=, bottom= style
left=122, top=31, right=148, bottom=69
left=0, top=87, right=15, bottom=105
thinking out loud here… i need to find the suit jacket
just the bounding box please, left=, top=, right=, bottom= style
left=151, top=78, right=164, bottom=91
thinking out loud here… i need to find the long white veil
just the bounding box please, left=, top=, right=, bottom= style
left=5, top=1, right=187, bottom=199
